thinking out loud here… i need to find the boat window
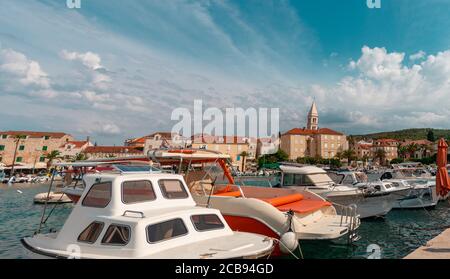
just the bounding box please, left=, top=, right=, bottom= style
left=122, top=180, right=156, bottom=204
left=384, top=184, right=392, bottom=189
left=283, top=173, right=313, bottom=186
left=159, top=179, right=189, bottom=199
left=191, top=214, right=225, bottom=232
left=327, top=173, right=345, bottom=184
left=78, top=222, right=104, bottom=244
left=342, top=175, right=355, bottom=185
left=82, top=182, right=112, bottom=208
left=101, top=224, right=131, bottom=246
left=147, top=219, right=188, bottom=243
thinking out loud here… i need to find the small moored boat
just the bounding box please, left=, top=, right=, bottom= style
left=22, top=166, right=274, bottom=259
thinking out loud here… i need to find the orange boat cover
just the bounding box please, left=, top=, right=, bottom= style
left=262, top=194, right=304, bottom=207
left=214, top=191, right=242, bottom=197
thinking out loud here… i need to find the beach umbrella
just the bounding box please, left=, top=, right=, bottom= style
left=436, top=138, right=450, bottom=197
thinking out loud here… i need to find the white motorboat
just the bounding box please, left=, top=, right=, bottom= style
left=150, top=149, right=360, bottom=254
left=21, top=165, right=274, bottom=259
left=280, top=165, right=398, bottom=219
left=33, top=191, right=72, bottom=204
left=382, top=179, right=438, bottom=209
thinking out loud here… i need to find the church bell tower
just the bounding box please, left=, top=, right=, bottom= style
left=307, top=101, right=319, bottom=130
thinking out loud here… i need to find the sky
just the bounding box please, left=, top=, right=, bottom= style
left=1, top=0, right=450, bottom=144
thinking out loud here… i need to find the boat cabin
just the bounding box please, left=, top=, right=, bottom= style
left=49, top=169, right=236, bottom=258
left=278, top=165, right=335, bottom=189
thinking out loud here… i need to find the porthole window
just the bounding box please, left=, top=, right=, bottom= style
left=101, top=224, right=131, bottom=246
left=78, top=222, right=104, bottom=244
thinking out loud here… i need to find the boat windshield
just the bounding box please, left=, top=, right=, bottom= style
left=283, top=173, right=333, bottom=187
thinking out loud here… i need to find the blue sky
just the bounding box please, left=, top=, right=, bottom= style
left=1, top=0, right=450, bottom=144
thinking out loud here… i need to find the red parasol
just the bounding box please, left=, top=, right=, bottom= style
left=436, top=138, right=450, bottom=197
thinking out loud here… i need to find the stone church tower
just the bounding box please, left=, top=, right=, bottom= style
left=307, top=101, right=319, bottom=130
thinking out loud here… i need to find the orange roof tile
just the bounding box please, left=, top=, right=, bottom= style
left=283, top=128, right=344, bottom=136
left=0, top=130, right=70, bottom=139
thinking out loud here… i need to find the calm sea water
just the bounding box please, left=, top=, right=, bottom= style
left=1, top=182, right=450, bottom=259
left=0, top=184, right=73, bottom=259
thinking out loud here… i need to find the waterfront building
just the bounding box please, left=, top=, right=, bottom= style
left=399, top=139, right=434, bottom=159
left=371, top=139, right=399, bottom=164
left=126, top=132, right=190, bottom=152
left=280, top=102, right=349, bottom=161
left=82, top=146, right=143, bottom=160
left=58, top=139, right=92, bottom=160
left=190, top=135, right=256, bottom=172
left=0, top=131, right=73, bottom=171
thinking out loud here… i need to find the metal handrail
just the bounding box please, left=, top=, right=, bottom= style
left=122, top=210, right=145, bottom=218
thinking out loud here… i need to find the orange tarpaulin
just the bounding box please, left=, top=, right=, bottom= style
left=436, top=138, right=450, bottom=197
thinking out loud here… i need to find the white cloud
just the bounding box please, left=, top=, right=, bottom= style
left=409, top=50, right=426, bottom=61
left=0, top=48, right=50, bottom=88
left=308, top=46, right=450, bottom=132
left=61, top=50, right=104, bottom=70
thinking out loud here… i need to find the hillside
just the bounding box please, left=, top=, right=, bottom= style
left=353, top=128, right=450, bottom=141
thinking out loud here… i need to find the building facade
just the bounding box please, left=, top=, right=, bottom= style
left=371, top=139, right=399, bottom=164
left=59, top=140, right=92, bottom=159
left=280, top=102, right=348, bottom=161
left=83, top=146, right=143, bottom=160
left=0, top=131, right=74, bottom=170
left=190, top=135, right=256, bottom=172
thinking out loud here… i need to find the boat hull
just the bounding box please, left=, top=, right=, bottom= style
left=319, top=192, right=395, bottom=219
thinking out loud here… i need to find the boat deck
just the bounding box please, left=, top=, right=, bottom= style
left=404, top=228, right=450, bottom=259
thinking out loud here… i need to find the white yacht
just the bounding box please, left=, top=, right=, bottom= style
left=21, top=166, right=274, bottom=259
left=278, top=165, right=398, bottom=219
left=382, top=179, right=438, bottom=209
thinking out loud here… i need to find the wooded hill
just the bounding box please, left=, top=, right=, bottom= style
left=353, top=128, right=450, bottom=141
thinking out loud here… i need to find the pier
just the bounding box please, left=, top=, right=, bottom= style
left=405, top=228, right=450, bottom=259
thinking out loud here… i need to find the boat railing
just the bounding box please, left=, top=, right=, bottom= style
left=333, top=202, right=360, bottom=243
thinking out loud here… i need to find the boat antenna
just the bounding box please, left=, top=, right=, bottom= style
left=206, top=177, right=218, bottom=208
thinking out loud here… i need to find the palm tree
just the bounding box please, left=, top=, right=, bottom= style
left=406, top=143, right=419, bottom=159
left=10, top=134, right=26, bottom=177
left=72, top=153, right=88, bottom=162
left=335, top=151, right=344, bottom=161
left=45, top=150, right=62, bottom=170
left=397, top=146, right=408, bottom=159
left=239, top=151, right=249, bottom=172
left=362, top=154, right=370, bottom=167
left=342, top=150, right=356, bottom=165
left=373, top=149, right=387, bottom=165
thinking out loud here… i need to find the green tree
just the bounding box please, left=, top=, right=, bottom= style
left=342, top=150, right=356, bottom=165
left=373, top=149, right=387, bottom=165
left=258, top=149, right=289, bottom=168
left=406, top=143, right=419, bottom=159
left=397, top=146, right=408, bottom=159
left=72, top=153, right=88, bottom=162
left=427, top=130, right=435, bottom=142
left=45, top=150, right=62, bottom=170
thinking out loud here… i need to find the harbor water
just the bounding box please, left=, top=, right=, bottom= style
left=1, top=182, right=450, bottom=259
